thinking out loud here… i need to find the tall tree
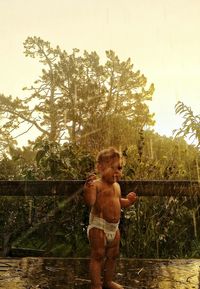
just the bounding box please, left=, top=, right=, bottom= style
left=74, top=50, right=155, bottom=151
left=0, top=36, right=155, bottom=151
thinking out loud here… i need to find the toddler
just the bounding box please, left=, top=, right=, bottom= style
left=84, top=147, right=137, bottom=289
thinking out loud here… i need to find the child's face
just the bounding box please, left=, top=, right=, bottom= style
left=98, top=157, right=122, bottom=184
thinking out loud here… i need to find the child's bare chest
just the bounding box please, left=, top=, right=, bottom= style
left=96, top=183, right=120, bottom=205
left=93, top=183, right=121, bottom=222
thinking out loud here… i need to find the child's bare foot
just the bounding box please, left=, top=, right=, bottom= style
left=103, top=281, right=124, bottom=289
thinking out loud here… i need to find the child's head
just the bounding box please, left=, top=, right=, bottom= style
left=97, top=147, right=121, bottom=165
left=96, top=147, right=122, bottom=183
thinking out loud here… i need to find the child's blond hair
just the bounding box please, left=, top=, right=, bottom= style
left=97, top=147, right=121, bottom=165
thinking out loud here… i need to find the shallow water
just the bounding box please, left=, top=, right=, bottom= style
left=0, top=257, right=200, bottom=289
left=0, top=258, right=26, bottom=289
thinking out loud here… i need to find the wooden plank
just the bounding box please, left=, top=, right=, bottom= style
left=0, top=180, right=199, bottom=196
left=0, top=258, right=20, bottom=270
left=120, top=180, right=200, bottom=196
left=0, top=180, right=84, bottom=196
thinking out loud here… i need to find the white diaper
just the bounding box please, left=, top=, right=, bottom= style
left=87, top=213, right=119, bottom=243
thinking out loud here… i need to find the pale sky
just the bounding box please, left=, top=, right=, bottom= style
left=0, top=0, right=200, bottom=145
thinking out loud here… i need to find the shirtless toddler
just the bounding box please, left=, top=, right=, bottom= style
left=84, top=147, right=137, bottom=289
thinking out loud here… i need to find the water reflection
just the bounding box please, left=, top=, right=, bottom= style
left=18, top=258, right=200, bottom=289
left=157, top=260, right=200, bottom=289
left=20, top=257, right=88, bottom=289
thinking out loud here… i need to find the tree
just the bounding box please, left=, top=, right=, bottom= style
left=73, top=49, right=155, bottom=151
left=0, top=95, right=21, bottom=156
left=23, top=36, right=65, bottom=142
left=0, top=36, right=155, bottom=152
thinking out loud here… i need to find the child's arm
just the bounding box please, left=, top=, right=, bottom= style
left=83, top=174, right=97, bottom=206
left=120, top=192, right=137, bottom=208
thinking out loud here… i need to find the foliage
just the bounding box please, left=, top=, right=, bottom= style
left=121, top=196, right=200, bottom=258
left=119, top=130, right=200, bottom=258
left=123, top=130, right=200, bottom=180
left=174, top=101, right=200, bottom=148
left=0, top=141, right=95, bottom=256
left=34, top=139, right=95, bottom=179
left=0, top=95, right=19, bottom=156
left=0, top=196, right=30, bottom=256
left=0, top=133, right=199, bottom=258
left=0, top=36, right=200, bottom=258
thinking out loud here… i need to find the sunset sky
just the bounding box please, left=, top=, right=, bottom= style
left=0, top=0, right=200, bottom=145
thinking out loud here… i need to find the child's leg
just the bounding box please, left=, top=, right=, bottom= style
left=103, top=230, right=123, bottom=289
left=89, top=227, right=106, bottom=289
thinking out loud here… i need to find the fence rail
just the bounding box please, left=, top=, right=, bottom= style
left=0, top=180, right=199, bottom=196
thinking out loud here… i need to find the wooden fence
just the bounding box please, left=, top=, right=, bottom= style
left=0, top=180, right=199, bottom=196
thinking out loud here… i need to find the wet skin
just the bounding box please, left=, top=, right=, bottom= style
left=84, top=157, right=137, bottom=289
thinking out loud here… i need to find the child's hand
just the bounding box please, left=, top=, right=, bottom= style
left=85, top=173, right=97, bottom=187
left=127, top=192, right=137, bottom=204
